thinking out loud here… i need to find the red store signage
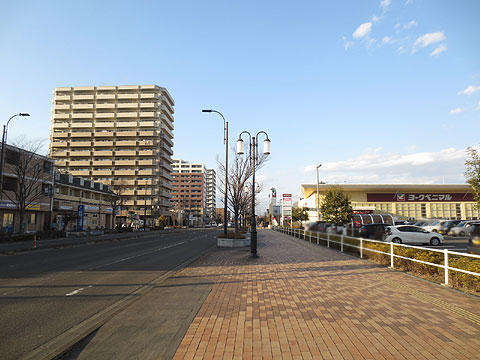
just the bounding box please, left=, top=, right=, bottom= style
left=367, top=193, right=474, bottom=202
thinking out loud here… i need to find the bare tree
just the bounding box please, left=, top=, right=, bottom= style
left=2, top=139, right=52, bottom=233
left=107, top=179, right=127, bottom=229
left=217, top=146, right=268, bottom=233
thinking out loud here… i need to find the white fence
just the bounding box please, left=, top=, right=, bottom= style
left=273, top=226, right=480, bottom=286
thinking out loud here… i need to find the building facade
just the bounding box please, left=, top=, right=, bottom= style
left=171, top=159, right=215, bottom=225
left=53, top=172, right=114, bottom=231
left=0, top=144, right=54, bottom=233
left=301, top=184, right=480, bottom=221
left=205, top=168, right=216, bottom=221
left=49, top=85, right=174, bottom=224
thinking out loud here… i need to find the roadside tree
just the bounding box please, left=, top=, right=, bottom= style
left=465, top=146, right=480, bottom=209
left=320, top=187, right=352, bottom=225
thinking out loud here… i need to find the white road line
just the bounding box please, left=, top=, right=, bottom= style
left=86, top=241, right=185, bottom=271
left=66, top=285, right=92, bottom=296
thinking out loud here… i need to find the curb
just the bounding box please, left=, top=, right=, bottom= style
left=19, top=242, right=217, bottom=360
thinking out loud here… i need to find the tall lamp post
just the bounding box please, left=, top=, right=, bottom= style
left=202, top=109, right=228, bottom=236
left=316, top=164, right=321, bottom=222
left=236, top=130, right=271, bottom=258
left=0, top=113, right=30, bottom=200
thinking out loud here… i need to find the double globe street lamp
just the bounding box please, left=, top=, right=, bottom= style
left=236, top=131, right=271, bottom=258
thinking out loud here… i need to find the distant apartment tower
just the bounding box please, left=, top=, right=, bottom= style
left=171, top=159, right=215, bottom=224
left=206, top=169, right=216, bottom=221
left=50, top=85, right=174, bottom=222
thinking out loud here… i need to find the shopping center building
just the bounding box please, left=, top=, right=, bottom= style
left=300, top=184, right=479, bottom=221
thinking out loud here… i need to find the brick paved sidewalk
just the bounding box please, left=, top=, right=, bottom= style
left=173, top=230, right=480, bottom=360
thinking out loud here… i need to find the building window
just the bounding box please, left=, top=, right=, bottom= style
left=28, top=213, right=37, bottom=224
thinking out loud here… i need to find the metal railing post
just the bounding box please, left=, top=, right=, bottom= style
left=360, top=239, right=363, bottom=258
left=309, top=232, right=312, bottom=242
left=444, top=249, right=449, bottom=286
left=327, top=232, right=330, bottom=247
left=317, top=232, right=319, bottom=244
left=390, top=242, right=394, bottom=268
left=341, top=235, right=344, bottom=252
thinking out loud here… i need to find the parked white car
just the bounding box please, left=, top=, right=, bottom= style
left=422, top=220, right=441, bottom=232
left=448, top=221, right=476, bottom=237
left=384, top=225, right=444, bottom=246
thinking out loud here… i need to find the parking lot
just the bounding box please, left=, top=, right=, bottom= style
left=423, top=236, right=469, bottom=253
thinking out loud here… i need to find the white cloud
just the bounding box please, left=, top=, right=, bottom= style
left=382, top=36, right=394, bottom=44
left=304, top=147, right=474, bottom=184
left=380, top=0, right=391, bottom=9
left=430, top=44, right=447, bottom=56
left=372, top=16, right=381, bottom=23
left=459, top=85, right=480, bottom=95
left=449, top=108, right=463, bottom=115
left=342, top=36, right=354, bottom=49
left=353, top=22, right=372, bottom=39
left=413, top=32, right=446, bottom=48
left=403, top=20, right=417, bottom=30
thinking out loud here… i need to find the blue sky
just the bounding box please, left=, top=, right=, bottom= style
left=1, top=0, right=479, bottom=212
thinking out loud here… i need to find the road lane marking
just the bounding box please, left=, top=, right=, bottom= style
left=86, top=241, right=185, bottom=271
left=65, top=286, right=92, bottom=296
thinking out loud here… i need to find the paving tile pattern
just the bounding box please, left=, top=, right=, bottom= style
left=173, top=230, right=480, bottom=360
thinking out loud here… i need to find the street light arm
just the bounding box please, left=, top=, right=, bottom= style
left=202, top=109, right=226, bottom=143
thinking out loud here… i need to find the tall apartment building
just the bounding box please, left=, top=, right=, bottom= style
left=206, top=169, right=216, bottom=221
left=50, top=85, right=174, bottom=223
left=171, top=159, right=216, bottom=224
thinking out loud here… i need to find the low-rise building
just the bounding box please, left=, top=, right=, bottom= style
left=53, top=172, right=115, bottom=231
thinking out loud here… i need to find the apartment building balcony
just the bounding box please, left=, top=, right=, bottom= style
left=140, top=102, right=156, bottom=109
left=93, top=160, right=113, bottom=166
left=138, top=200, right=153, bottom=206
left=160, top=142, right=174, bottom=155
left=96, top=113, right=115, bottom=119
left=137, top=179, right=155, bottom=186
left=138, top=121, right=156, bottom=127
left=72, top=94, right=94, bottom=100
left=95, top=122, right=115, bottom=128
left=140, top=93, right=158, bottom=100
left=114, top=160, right=136, bottom=166
left=161, top=123, right=173, bottom=138
left=93, top=150, right=113, bottom=156
left=159, top=161, right=173, bottom=172
left=161, top=101, right=174, bottom=114
left=138, top=139, right=156, bottom=147
left=139, top=130, right=156, bottom=137
left=116, top=121, right=138, bottom=127
left=158, top=189, right=171, bottom=198
left=94, top=131, right=114, bottom=137
left=54, top=95, right=71, bottom=101
left=95, top=103, right=115, bottom=110
left=53, top=150, right=68, bottom=157
left=55, top=104, right=71, bottom=110
left=115, top=169, right=135, bottom=176
left=53, top=113, right=70, bottom=119
left=160, top=152, right=173, bottom=163
left=116, top=140, right=137, bottom=146
left=72, top=113, right=93, bottom=119
left=71, top=131, right=92, bottom=138
left=116, top=130, right=137, bottom=137
left=161, top=115, right=174, bottom=130
left=162, top=108, right=175, bottom=122
left=115, top=150, right=136, bottom=156
left=94, top=140, right=114, bottom=147
left=117, top=112, right=138, bottom=118
left=69, top=160, right=91, bottom=166
left=96, top=94, right=116, bottom=100
left=70, top=151, right=91, bottom=157
left=139, top=111, right=157, bottom=118
left=114, top=179, right=135, bottom=186
left=72, top=104, right=94, bottom=110
left=92, top=170, right=113, bottom=176
left=137, top=189, right=154, bottom=195
left=70, top=170, right=90, bottom=176
left=117, top=93, right=139, bottom=100
left=124, top=200, right=136, bottom=206
left=121, top=190, right=135, bottom=196
left=70, top=141, right=91, bottom=147
left=138, top=159, right=155, bottom=166
left=117, top=103, right=139, bottom=109
left=52, top=123, right=70, bottom=130
left=54, top=160, right=68, bottom=167
left=71, top=122, right=93, bottom=128
left=160, top=133, right=173, bottom=147
left=139, top=149, right=154, bottom=156
left=51, top=141, right=68, bottom=148
left=138, top=169, right=155, bottom=176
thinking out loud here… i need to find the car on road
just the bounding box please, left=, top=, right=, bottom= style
left=448, top=221, right=477, bottom=237
left=306, top=221, right=327, bottom=232
left=383, top=225, right=444, bottom=246
left=359, top=223, right=390, bottom=240
left=467, top=222, right=480, bottom=255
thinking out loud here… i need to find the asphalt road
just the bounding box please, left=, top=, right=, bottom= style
left=422, top=236, right=469, bottom=252
left=0, top=229, right=218, bottom=360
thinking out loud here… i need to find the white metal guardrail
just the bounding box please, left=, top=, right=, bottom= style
left=273, top=226, right=480, bottom=286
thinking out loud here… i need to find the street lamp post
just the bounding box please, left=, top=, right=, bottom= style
left=316, top=164, right=321, bottom=221
left=0, top=113, right=30, bottom=200
left=237, top=131, right=271, bottom=258
left=202, top=109, right=228, bottom=236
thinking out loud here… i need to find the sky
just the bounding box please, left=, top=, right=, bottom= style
left=1, top=0, right=479, bottom=214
